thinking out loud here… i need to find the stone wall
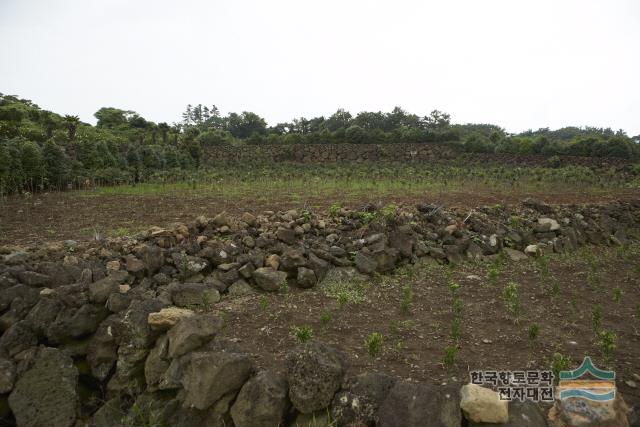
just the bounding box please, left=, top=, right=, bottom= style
left=1, top=200, right=639, bottom=425
left=202, top=142, right=632, bottom=168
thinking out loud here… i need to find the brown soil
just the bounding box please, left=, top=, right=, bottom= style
left=1, top=188, right=638, bottom=246
left=215, top=245, right=640, bottom=407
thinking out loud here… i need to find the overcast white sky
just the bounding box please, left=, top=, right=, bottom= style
left=1, top=0, right=639, bottom=135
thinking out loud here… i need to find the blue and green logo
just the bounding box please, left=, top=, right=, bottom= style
left=558, top=357, right=615, bottom=401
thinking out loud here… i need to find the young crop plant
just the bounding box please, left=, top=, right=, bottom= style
left=536, top=255, right=550, bottom=278
left=320, top=310, right=332, bottom=327
left=400, top=284, right=413, bottom=314
left=450, top=318, right=461, bottom=342
left=550, top=353, right=572, bottom=385
left=487, top=264, right=499, bottom=285
left=528, top=323, right=539, bottom=343
left=452, top=297, right=464, bottom=317
left=291, top=325, right=314, bottom=343
left=569, top=294, right=578, bottom=316
left=592, top=304, right=603, bottom=333
left=612, top=287, right=623, bottom=304
left=442, top=346, right=457, bottom=370
left=550, top=278, right=560, bottom=297
left=279, top=280, right=289, bottom=295
left=365, top=332, right=384, bottom=358
left=597, top=330, right=617, bottom=365
left=447, top=279, right=460, bottom=294
left=259, top=296, right=269, bottom=312
left=502, top=282, right=521, bottom=322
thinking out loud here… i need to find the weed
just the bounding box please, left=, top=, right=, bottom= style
left=200, top=291, right=213, bottom=311
left=124, top=402, right=165, bottom=427
left=110, top=226, right=131, bottom=237
left=358, top=211, right=377, bottom=224
left=328, top=203, right=341, bottom=217
left=322, top=281, right=365, bottom=306
left=528, top=324, right=539, bottom=342
left=291, top=325, right=314, bottom=343
left=381, top=203, right=398, bottom=219
left=365, top=332, right=383, bottom=358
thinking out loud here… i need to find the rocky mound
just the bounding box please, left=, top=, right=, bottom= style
left=0, top=198, right=639, bottom=426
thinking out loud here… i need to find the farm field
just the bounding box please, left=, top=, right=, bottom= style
left=1, top=160, right=640, bottom=425
left=216, top=243, right=640, bottom=406
left=1, top=162, right=639, bottom=246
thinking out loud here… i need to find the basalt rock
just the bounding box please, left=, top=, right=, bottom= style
left=9, top=347, right=79, bottom=427
left=287, top=342, right=344, bottom=414
left=230, top=370, right=290, bottom=427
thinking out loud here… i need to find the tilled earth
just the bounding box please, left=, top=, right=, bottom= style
left=215, top=244, right=640, bottom=407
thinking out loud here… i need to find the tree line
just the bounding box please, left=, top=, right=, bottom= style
left=1, top=93, right=638, bottom=195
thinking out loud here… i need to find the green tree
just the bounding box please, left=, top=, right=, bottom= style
left=225, top=112, right=267, bottom=139
left=42, top=140, right=69, bottom=189
left=95, top=107, right=129, bottom=129
left=345, top=125, right=366, bottom=144
left=324, top=109, right=352, bottom=132
left=20, top=140, right=44, bottom=190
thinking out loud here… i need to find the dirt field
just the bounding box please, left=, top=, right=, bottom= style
left=1, top=170, right=639, bottom=418
left=214, top=244, right=640, bottom=407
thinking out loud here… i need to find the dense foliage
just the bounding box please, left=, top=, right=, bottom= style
left=1, top=93, right=638, bottom=195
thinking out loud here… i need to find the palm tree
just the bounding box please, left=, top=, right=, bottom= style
left=63, top=115, right=80, bottom=141
left=63, top=115, right=80, bottom=160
